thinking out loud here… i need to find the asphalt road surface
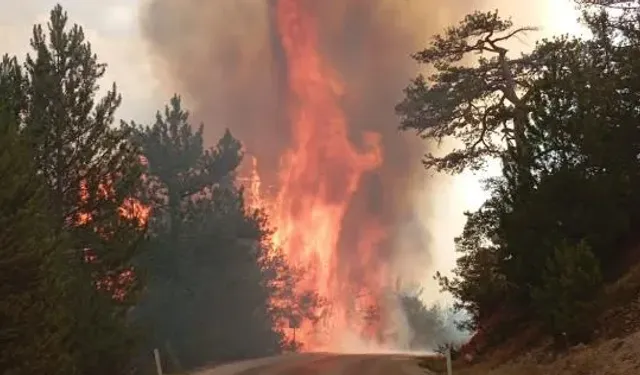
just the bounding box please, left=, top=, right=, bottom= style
left=196, top=353, right=428, bottom=375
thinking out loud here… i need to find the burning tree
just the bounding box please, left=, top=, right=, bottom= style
left=127, top=96, right=323, bottom=369
left=1, top=6, right=150, bottom=375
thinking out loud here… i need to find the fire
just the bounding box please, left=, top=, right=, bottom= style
left=76, top=178, right=150, bottom=227
left=119, top=198, right=151, bottom=226
left=244, top=155, right=264, bottom=209
left=267, top=0, right=386, bottom=349
left=75, top=176, right=150, bottom=301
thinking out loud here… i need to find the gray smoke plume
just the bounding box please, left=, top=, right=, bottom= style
left=137, top=0, right=561, bottom=350
left=138, top=0, right=486, bottom=292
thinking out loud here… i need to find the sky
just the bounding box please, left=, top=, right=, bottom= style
left=0, top=0, right=168, bottom=123
left=0, top=0, right=584, bottom=304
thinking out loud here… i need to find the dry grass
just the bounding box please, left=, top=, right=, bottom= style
left=453, top=333, right=640, bottom=375
left=416, top=260, right=640, bottom=375
left=604, top=262, right=640, bottom=305
left=447, top=263, right=640, bottom=375
left=454, top=300, right=640, bottom=375
left=596, top=262, right=640, bottom=339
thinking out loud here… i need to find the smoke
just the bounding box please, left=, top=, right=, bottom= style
left=137, top=0, right=565, bottom=351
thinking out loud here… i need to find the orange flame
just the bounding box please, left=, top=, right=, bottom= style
left=119, top=198, right=151, bottom=226
left=269, top=0, right=386, bottom=350
left=75, top=175, right=150, bottom=301
left=76, top=178, right=150, bottom=227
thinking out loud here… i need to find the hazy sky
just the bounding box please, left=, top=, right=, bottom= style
left=0, top=0, right=168, bottom=123
left=0, top=0, right=582, bottom=132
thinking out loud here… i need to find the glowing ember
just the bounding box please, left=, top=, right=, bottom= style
left=119, top=198, right=151, bottom=227
left=270, top=0, right=385, bottom=349
left=75, top=178, right=150, bottom=227
left=75, top=176, right=150, bottom=301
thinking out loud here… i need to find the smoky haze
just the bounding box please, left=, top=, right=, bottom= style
left=138, top=0, right=491, bottom=299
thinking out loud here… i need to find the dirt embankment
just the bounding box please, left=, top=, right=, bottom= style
left=420, top=332, right=640, bottom=375
left=420, top=263, right=640, bottom=375
left=456, top=331, right=640, bottom=375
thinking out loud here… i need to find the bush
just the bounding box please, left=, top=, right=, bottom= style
left=531, top=240, right=603, bottom=345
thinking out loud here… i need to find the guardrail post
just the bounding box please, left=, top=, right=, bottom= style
left=446, top=346, right=453, bottom=375
left=154, top=348, right=163, bottom=375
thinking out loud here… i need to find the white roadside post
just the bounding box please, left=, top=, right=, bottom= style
left=446, top=345, right=453, bottom=375
left=154, top=348, right=164, bottom=375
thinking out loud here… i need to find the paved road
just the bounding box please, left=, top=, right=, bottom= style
left=196, top=353, right=428, bottom=375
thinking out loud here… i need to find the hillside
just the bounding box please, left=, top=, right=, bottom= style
left=420, top=263, right=640, bottom=375
left=456, top=332, right=640, bottom=375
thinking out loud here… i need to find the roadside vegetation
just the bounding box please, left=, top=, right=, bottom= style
left=397, top=0, right=640, bottom=372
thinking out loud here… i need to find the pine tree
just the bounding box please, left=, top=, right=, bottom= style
left=396, top=10, right=537, bottom=181
left=23, top=5, right=145, bottom=269
left=409, top=6, right=640, bottom=341
left=128, top=96, right=269, bottom=367
left=531, top=240, right=603, bottom=345
left=128, top=96, right=315, bottom=368
left=14, top=6, right=148, bottom=374
left=127, top=95, right=242, bottom=240
left=0, top=56, right=73, bottom=375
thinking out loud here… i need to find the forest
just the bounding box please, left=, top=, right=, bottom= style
left=3, top=0, right=640, bottom=374
left=0, top=5, right=448, bottom=374
left=0, top=6, right=314, bottom=374
left=396, top=0, right=640, bottom=352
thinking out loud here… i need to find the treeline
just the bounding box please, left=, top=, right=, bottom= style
left=0, top=5, right=322, bottom=375
left=397, top=1, right=640, bottom=349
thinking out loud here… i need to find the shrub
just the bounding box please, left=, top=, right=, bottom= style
left=531, top=240, right=603, bottom=345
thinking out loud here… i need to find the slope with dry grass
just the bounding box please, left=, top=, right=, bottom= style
left=419, top=263, right=640, bottom=375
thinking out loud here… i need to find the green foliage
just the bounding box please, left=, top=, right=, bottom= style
left=402, top=4, right=640, bottom=346
left=531, top=241, right=603, bottom=344
left=436, top=192, right=511, bottom=331
left=129, top=96, right=321, bottom=370
left=396, top=10, right=536, bottom=174
left=0, top=56, right=26, bottom=121
left=0, top=5, right=149, bottom=374
left=23, top=6, right=146, bottom=266
left=0, top=64, right=72, bottom=375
